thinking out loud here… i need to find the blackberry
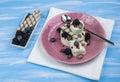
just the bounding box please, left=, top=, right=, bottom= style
left=27, top=31, right=32, bottom=35
left=19, top=39, right=27, bottom=46
left=27, top=27, right=33, bottom=35
left=61, top=48, right=73, bottom=59
left=24, top=27, right=30, bottom=33
left=15, top=31, right=23, bottom=36
left=23, top=33, right=30, bottom=40
left=25, top=27, right=30, bottom=31
left=50, top=38, right=56, bottom=42
left=57, top=28, right=61, bottom=33
left=29, top=27, right=34, bottom=31
left=61, top=32, right=69, bottom=38
left=63, top=48, right=72, bottom=55
left=74, top=41, right=79, bottom=47
left=12, top=38, right=19, bottom=45
left=85, top=33, right=91, bottom=41
left=72, top=19, right=80, bottom=26
left=16, top=35, right=22, bottom=42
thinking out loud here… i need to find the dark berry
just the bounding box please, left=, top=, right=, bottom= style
left=24, top=27, right=30, bottom=33
left=25, top=27, right=30, bottom=31
left=15, top=31, right=23, bottom=36
left=61, top=48, right=73, bottom=59
left=72, top=19, right=80, bottom=26
left=61, top=32, right=69, bottom=38
left=27, top=31, right=32, bottom=35
left=29, top=27, right=34, bottom=31
left=74, top=41, right=79, bottom=47
left=12, top=38, right=19, bottom=45
left=50, top=38, right=56, bottom=42
left=85, top=33, right=91, bottom=41
left=16, top=35, right=22, bottom=42
left=26, top=27, right=33, bottom=35
left=57, top=28, right=61, bottom=33
left=23, top=33, right=30, bottom=40
left=62, top=48, right=72, bottom=55
left=19, top=39, right=27, bottom=46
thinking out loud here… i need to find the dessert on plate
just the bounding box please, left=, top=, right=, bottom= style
left=42, top=12, right=105, bottom=64
left=56, top=18, right=91, bottom=59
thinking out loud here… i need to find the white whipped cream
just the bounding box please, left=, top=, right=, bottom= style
left=60, top=20, right=87, bottom=57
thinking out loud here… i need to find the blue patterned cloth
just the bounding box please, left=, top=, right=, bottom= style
left=0, top=0, right=120, bottom=82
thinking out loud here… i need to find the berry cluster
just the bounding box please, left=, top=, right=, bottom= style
left=11, top=10, right=40, bottom=48
left=57, top=27, right=61, bottom=33
left=61, top=48, right=73, bottom=59
left=72, top=19, right=81, bottom=26
left=12, top=26, right=33, bottom=47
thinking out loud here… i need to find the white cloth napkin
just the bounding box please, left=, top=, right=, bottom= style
left=27, top=7, right=115, bottom=80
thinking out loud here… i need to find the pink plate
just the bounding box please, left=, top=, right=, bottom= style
left=41, top=12, right=106, bottom=64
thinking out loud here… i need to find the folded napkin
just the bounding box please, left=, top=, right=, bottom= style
left=27, top=7, right=115, bottom=80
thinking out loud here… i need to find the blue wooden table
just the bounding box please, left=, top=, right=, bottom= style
left=0, top=0, right=120, bottom=82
